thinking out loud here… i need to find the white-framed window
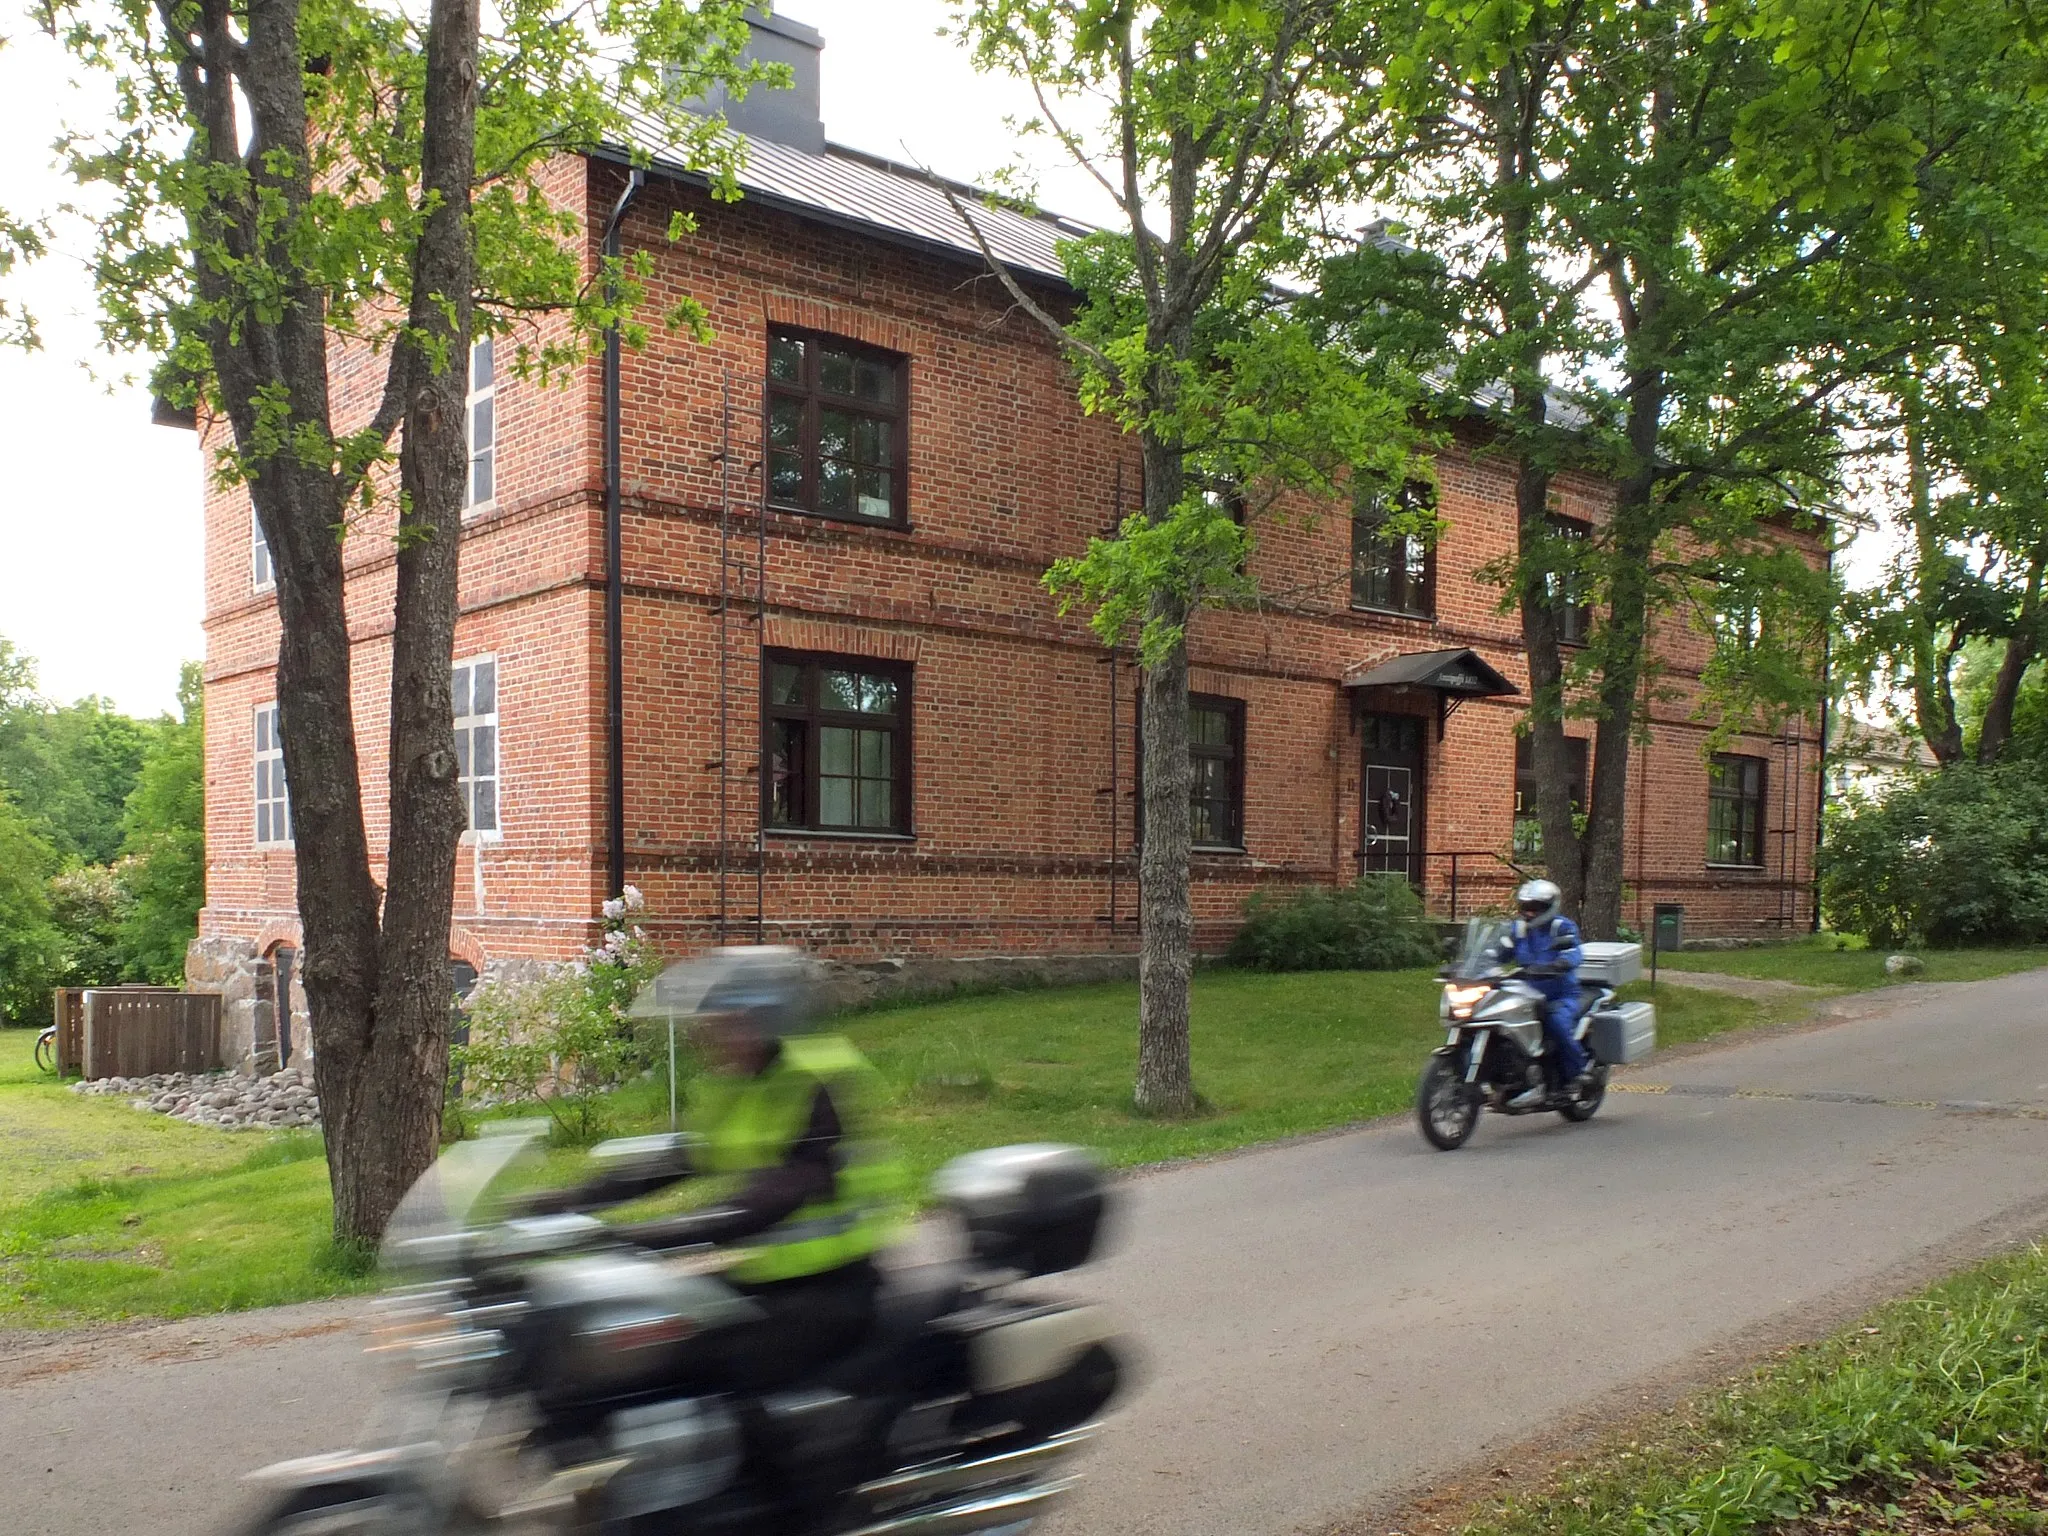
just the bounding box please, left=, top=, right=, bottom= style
left=452, top=655, right=499, bottom=837
left=254, top=702, right=292, bottom=846
left=466, top=335, right=495, bottom=513
left=252, top=508, right=275, bottom=592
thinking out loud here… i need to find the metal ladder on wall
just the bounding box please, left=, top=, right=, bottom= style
left=711, top=377, right=767, bottom=944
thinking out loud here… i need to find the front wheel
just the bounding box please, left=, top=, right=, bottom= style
left=1417, top=1051, right=1481, bottom=1150
left=34, top=1027, right=57, bottom=1075
left=1557, top=1064, right=1608, bottom=1122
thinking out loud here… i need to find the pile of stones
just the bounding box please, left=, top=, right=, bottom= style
left=72, top=1066, right=321, bottom=1130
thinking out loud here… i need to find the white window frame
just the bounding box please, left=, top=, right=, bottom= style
left=253, top=702, right=292, bottom=847
left=252, top=507, right=275, bottom=592
left=465, top=335, right=496, bottom=516
left=453, top=654, right=501, bottom=841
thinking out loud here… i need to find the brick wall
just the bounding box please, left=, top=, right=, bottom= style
left=194, top=152, right=1819, bottom=988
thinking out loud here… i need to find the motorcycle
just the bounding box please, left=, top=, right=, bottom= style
left=1415, top=916, right=1656, bottom=1151
left=237, top=1130, right=1123, bottom=1535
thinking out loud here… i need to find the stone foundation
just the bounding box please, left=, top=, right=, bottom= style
left=185, top=936, right=311, bottom=1073
left=814, top=952, right=1138, bottom=1013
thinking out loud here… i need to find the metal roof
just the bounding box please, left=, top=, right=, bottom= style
left=1343, top=648, right=1517, bottom=697
left=611, top=115, right=1092, bottom=286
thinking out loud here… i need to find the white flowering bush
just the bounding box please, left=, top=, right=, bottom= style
left=452, top=887, right=667, bottom=1144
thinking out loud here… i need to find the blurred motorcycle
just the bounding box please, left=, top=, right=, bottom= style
left=235, top=1131, right=1122, bottom=1535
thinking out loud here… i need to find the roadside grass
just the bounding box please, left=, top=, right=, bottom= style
left=1458, top=1242, right=2048, bottom=1536
left=1664, top=934, right=2048, bottom=991
left=0, top=972, right=1763, bottom=1327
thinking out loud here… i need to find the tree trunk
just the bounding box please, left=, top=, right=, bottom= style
left=1977, top=539, right=2047, bottom=766
left=1903, top=415, right=1966, bottom=766
left=320, top=0, right=479, bottom=1242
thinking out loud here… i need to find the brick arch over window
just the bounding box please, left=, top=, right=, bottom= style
left=762, top=617, right=922, bottom=665
left=762, top=294, right=919, bottom=357
left=255, top=919, right=303, bottom=955
left=447, top=924, right=486, bottom=972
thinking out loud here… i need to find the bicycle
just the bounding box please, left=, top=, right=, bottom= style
left=34, top=1025, right=57, bottom=1075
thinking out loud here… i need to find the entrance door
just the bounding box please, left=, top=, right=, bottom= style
left=1360, top=713, right=1427, bottom=883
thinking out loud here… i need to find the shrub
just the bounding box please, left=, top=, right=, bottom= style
left=1822, top=763, right=2048, bottom=948
left=1226, top=874, right=1442, bottom=972
left=452, top=888, right=669, bottom=1144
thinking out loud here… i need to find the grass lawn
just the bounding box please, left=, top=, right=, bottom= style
left=1457, top=1242, right=2048, bottom=1536
left=0, top=971, right=1772, bottom=1328
left=1666, top=933, right=2048, bottom=991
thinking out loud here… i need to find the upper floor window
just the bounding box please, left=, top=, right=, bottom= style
left=466, top=335, right=496, bottom=512
left=452, top=656, right=499, bottom=838
left=1189, top=695, right=1247, bottom=850
left=254, top=702, right=292, bottom=846
left=1544, top=515, right=1594, bottom=645
left=766, top=329, right=907, bottom=526
left=764, top=651, right=912, bottom=834
left=251, top=509, right=276, bottom=593
left=1352, top=482, right=1435, bottom=618
left=1512, top=734, right=1588, bottom=859
left=1707, top=752, right=1766, bottom=867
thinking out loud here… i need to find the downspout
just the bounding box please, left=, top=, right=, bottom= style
left=601, top=168, right=646, bottom=902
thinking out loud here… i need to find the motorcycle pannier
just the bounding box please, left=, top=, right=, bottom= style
left=932, top=1144, right=1108, bottom=1277
left=1590, top=1000, right=1657, bottom=1065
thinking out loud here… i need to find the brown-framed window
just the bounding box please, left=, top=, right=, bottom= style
left=766, top=328, right=908, bottom=526
left=1513, top=734, right=1588, bottom=859
left=1351, top=482, right=1436, bottom=618
left=763, top=651, right=912, bottom=834
left=1544, top=515, right=1594, bottom=645
left=1189, top=694, right=1246, bottom=849
left=1134, top=693, right=1248, bottom=851
left=1707, top=752, right=1766, bottom=867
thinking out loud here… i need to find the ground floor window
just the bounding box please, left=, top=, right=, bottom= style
left=452, top=656, right=499, bottom=837
left=1707, top=752, right=1767, bottom=866
left=763, top=651, right=912, bottom=834
left=1189, top=694, right=1246, bottom=849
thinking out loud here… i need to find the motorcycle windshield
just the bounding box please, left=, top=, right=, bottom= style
left=380, top=1122, right=546, bottom=1276
left=1446, top=916, right=1512, bottom=981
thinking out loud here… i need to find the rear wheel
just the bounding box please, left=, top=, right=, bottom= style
left=1417, top=1051, right=1481, bottom=1150
left=34, top=1028, right=56, bottom=1075
left=1557, top=1065, right=1608, bottom=1122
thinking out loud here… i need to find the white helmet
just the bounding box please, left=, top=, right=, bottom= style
left=1514, top=878, right=1562, bottom=925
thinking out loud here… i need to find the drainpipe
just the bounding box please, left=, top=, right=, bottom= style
left=602, top=168, right=646, bottom=902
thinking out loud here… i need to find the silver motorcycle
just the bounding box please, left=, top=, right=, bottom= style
left=1415, top=916, right=1656, bottom=1150
left=237, top=1129, right=1122, bottom=1535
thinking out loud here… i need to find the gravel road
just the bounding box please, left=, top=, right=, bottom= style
left=9, top=968, right=2048, bottom=1536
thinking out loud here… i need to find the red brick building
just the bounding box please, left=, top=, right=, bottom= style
left=190, top=14, right=1820, bottom=1054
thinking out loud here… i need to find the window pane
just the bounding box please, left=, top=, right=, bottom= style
left=454, top=728, right=471, bottom=779
left=472, top=725, right=496, bottom=779
left=769, top=661, right=804, bottom=707
left=820, top=775, right=854, bottom=825
left=473, top=779, right=497, bottom=833
left=256, top=709, right=270, bottom=752
left=768, top=333, right=804, bottom=382
left=818, top=408, right=853, bottom=461
left=255, top=759, right=270, bottom=800
left=852, top=415, right=893, bottom=465
left=853, top=356, right=896, bottom=406
left=857, top=778, right=893, bottom=828
left=819, top=346, right=857, bottom=396
left=858, top=728, right=891, bottom=778
left=471, top=452, right=494, bottom=505
left=1190, top=706, right=1226, bottom=747
left=820, top=725, right=855, bottom=775
left=257, top=803, right=270, bottom=844
left=451, top=665, right=471, bottom=720
left=471, top=396, right=494, bottom=452
left=821, top=671, right=859, bottom=711
left=769, top=451, right=804, bottom=503
left=473, top=659, right=496, bottom=716
left=768, top=395, right=802, bottom=450
left=1192, top=802, right=1217, bottom=845
left=769, top=720, right=805, bottom=825
left=858, top=674, right=898, bottom=714
left=856, top=468, right=893, bottom=522
left=818, top=457, right=853, bottom=515
left=471, top=335, right=493, bottom=391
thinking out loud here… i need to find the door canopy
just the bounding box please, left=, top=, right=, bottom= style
left=1342, top=647, right=1517, bottom=698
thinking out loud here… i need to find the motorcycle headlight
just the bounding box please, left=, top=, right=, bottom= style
left=1443, top=984, right=1492, bottom=1020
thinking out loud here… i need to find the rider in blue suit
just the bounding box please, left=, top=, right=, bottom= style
left=1501, top=878, right=1591, bottom=1107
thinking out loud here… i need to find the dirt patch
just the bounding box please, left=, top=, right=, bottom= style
left=0, top=1300, right=364, bottom=1388
left=1651, top=969, right=1826, bottom=1001
left=1778, top=1454, right=2048, bottom=1534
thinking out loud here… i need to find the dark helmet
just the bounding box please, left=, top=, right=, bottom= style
left=1514, top=878, right=1563, bottom=925
left=632, top=945, right=819, bottom=1043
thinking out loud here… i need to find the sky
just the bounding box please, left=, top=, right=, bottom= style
left=0, top=1, right=1115, bottom=718
left=0, top=2, right=1887, bottom=718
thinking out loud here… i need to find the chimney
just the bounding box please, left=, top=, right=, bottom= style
left=695, top=8, right=825, bottom=154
